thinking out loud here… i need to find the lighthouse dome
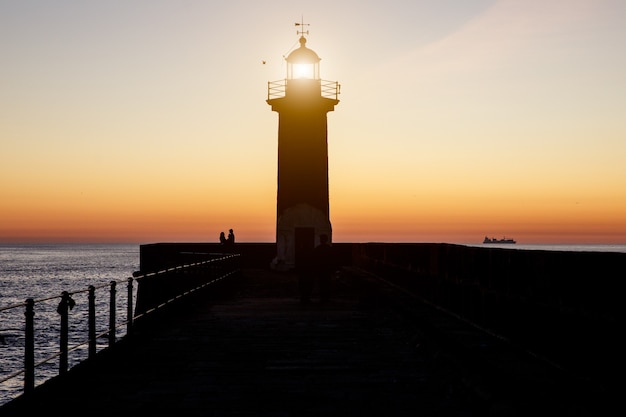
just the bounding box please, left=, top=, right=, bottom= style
left=286, top=36, right=321, bottom=64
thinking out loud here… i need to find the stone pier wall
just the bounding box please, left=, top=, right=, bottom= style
left=136, top=243, right=278, bottom=315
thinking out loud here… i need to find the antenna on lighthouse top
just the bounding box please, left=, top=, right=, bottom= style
left=295, top=16, right=309, bottom=37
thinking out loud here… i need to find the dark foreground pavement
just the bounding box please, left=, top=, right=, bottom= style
left=1, top=268, right=616, bottom=416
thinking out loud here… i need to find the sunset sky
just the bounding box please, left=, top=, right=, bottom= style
left=2, top=0, right=625, bottom=244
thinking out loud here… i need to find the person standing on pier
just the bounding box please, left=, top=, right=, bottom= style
left=227, top=229, right=235, bottom=245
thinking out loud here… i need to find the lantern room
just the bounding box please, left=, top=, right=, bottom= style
left=286, top=36, right=321, bottom=80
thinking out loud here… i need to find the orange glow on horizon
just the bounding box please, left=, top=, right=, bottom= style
left=3, top=194, right=624, bottom=244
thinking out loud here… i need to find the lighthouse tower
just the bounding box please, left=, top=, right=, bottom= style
left=267, top=25, right=340, bottom=271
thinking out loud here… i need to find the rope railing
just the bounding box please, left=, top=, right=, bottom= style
left=0, top=253, right=241, bottom=402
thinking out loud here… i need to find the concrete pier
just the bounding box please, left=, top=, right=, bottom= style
left=1, top=265, right=616, bottom=416
left=1, top=243, right=620, bottom=416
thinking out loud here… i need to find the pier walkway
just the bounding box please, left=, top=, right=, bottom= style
left=1, top=267, right=614, bottom=416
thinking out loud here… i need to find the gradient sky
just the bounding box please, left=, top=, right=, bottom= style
left=1, top=0, right=625, bottom=244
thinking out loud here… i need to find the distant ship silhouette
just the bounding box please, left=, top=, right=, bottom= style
left=483, top=236, right=516, bottom=244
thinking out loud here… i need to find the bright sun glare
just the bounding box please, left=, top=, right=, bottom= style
left=292, top=63, right=315, bottom=79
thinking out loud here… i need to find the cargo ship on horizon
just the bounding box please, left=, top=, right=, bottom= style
left=483, top=236, right=516, bottom=244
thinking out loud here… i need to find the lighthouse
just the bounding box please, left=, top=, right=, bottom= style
left=267, top=24, right=340, bottom=271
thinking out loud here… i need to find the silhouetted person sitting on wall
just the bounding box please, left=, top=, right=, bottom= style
left=222, top=229, right=235, bottom=252
left=312, top=234, right=336, bottom=303
left=219, top=231, right=227, bottom=245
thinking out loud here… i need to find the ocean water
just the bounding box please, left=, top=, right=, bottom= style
left=0, top=243, right=140, bottom=406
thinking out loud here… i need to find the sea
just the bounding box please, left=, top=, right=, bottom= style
left=1, top=242, right=626, bottom=407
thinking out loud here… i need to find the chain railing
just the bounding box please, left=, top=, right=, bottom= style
left=0, top=253, right=240, bottom=404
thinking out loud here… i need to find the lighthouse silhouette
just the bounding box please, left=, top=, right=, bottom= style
left=267, top=24, right=340, bottom=271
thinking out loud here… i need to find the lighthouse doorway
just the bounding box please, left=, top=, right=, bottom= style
left=294, top=227, right=315, bottom=270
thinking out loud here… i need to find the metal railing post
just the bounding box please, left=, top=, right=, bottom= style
left=126, top=277, right=134, bottom=336
left=24, top=298, right=35, bottom=394
left=57, top=291, right=74, bottom=375
left=88, top=285, right=96, bottom=358
left=109, top=281, right=116, bottom=347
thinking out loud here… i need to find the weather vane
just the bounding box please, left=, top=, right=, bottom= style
left=280, top=18, right=311, bottom=60
left=295, top=17, right=309, bottom=37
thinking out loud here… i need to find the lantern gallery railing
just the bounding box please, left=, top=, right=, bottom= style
left=0, top=253, right=241, bottom=404
left=267, top=79, right=341, bottom=101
